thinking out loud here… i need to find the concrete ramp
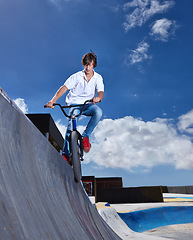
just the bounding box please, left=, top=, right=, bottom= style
left=118, top=206, right=193, bottom=233
left=0, top=88, right=121, bottom=240
left=96, top=203, right=165, bottom=240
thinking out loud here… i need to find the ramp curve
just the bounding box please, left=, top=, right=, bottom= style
left=118, top=206, right=193, bottom=233
left=0, top=88, right=121, bottom=240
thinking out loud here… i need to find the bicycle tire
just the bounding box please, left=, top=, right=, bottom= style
left=70, top=131, right=82, bottom=182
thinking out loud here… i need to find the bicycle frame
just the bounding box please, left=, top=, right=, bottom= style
left=44, top=99, right=93, bottom=182
left=69, top=109, right=80, bottom=131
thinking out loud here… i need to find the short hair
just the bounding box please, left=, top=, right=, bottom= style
left=81, top=51, right=97, bottom=67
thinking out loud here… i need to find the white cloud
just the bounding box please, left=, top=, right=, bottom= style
left=85, top=113, right=193, bottom=171
left=16, top=98, right=193, bottom=172
left=150, top=18, right=177, bottom=42
left=56, top=119, right=67, bottom=138
left=125, top=41, right=152, bottom=65
left=14, top=98, right=28, bottom=114
left=178, top=109, right=193, bottom=135
left=123, top=0, right=175, bottom=31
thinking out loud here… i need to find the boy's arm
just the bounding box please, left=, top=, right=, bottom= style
left=93, top=91, right=104, bottom=103
left=46, top=85, right=68, bottom=108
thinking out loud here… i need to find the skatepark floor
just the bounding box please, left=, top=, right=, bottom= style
left=93, top=193, right=193, bottom=240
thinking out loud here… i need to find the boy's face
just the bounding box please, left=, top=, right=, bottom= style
left=84, top=61, right=94, bottom=74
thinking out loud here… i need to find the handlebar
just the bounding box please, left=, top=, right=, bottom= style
left=44, top=99, right=93, bottom=118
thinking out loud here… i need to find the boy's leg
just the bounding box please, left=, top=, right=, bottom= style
left=82, top=104, right=103, bottom=138
left=81, top=104, right=102, bottom=153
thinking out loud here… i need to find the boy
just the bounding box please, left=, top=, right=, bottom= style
left=46, top=52, right=104, bottom=162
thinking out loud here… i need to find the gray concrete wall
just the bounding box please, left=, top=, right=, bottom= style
left=0, top=88, right=121, bottom=240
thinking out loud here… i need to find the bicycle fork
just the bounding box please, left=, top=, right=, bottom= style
left=71, top=116, right=84, bottom=161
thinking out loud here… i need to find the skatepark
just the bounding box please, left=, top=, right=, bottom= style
left=1, top=87, right=193, bottom=239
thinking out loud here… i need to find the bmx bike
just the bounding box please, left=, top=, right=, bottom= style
left=45, top=99, right=93, bottom=182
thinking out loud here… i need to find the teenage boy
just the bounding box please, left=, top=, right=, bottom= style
left=46, top=52, right=104, bottom=162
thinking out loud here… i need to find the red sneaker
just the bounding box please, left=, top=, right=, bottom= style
left=82, top=137, right=91, bottom=153
left=62, top=155, right=72, bottom=165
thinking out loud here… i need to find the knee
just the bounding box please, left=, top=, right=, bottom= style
left=95, top=106, right=103, bottom=120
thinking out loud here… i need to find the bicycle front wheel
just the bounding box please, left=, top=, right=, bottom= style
left=70, top=131, right=82, bottom=182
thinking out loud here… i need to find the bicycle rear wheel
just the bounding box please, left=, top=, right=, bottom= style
left=70, top=131, right=82, bottom=182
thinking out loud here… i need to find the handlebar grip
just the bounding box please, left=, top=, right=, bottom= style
left=44, top=103, right=57, bottom=108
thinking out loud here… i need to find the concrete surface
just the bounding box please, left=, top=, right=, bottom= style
left=2, top=87, right=193, bottom=240
left=117, top=206, right=193, bottom=232
left=96, top=203, right=166, bottom=240
left=0, top=88, right=121, bottom=240
left=95, top=195, right=193, bottom=239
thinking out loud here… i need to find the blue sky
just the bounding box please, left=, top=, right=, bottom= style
left=1, top=0, right=193, bottom=187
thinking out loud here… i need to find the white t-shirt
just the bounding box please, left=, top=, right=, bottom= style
left=64, top=70, right=104, bottom=105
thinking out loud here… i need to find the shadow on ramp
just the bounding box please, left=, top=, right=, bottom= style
left=0, top=89, right=121, bottom=240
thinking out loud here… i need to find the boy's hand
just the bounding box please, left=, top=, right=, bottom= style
left=92, top=97, right=101, bottom=103
left=46, top=101, right=55, bottom=109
